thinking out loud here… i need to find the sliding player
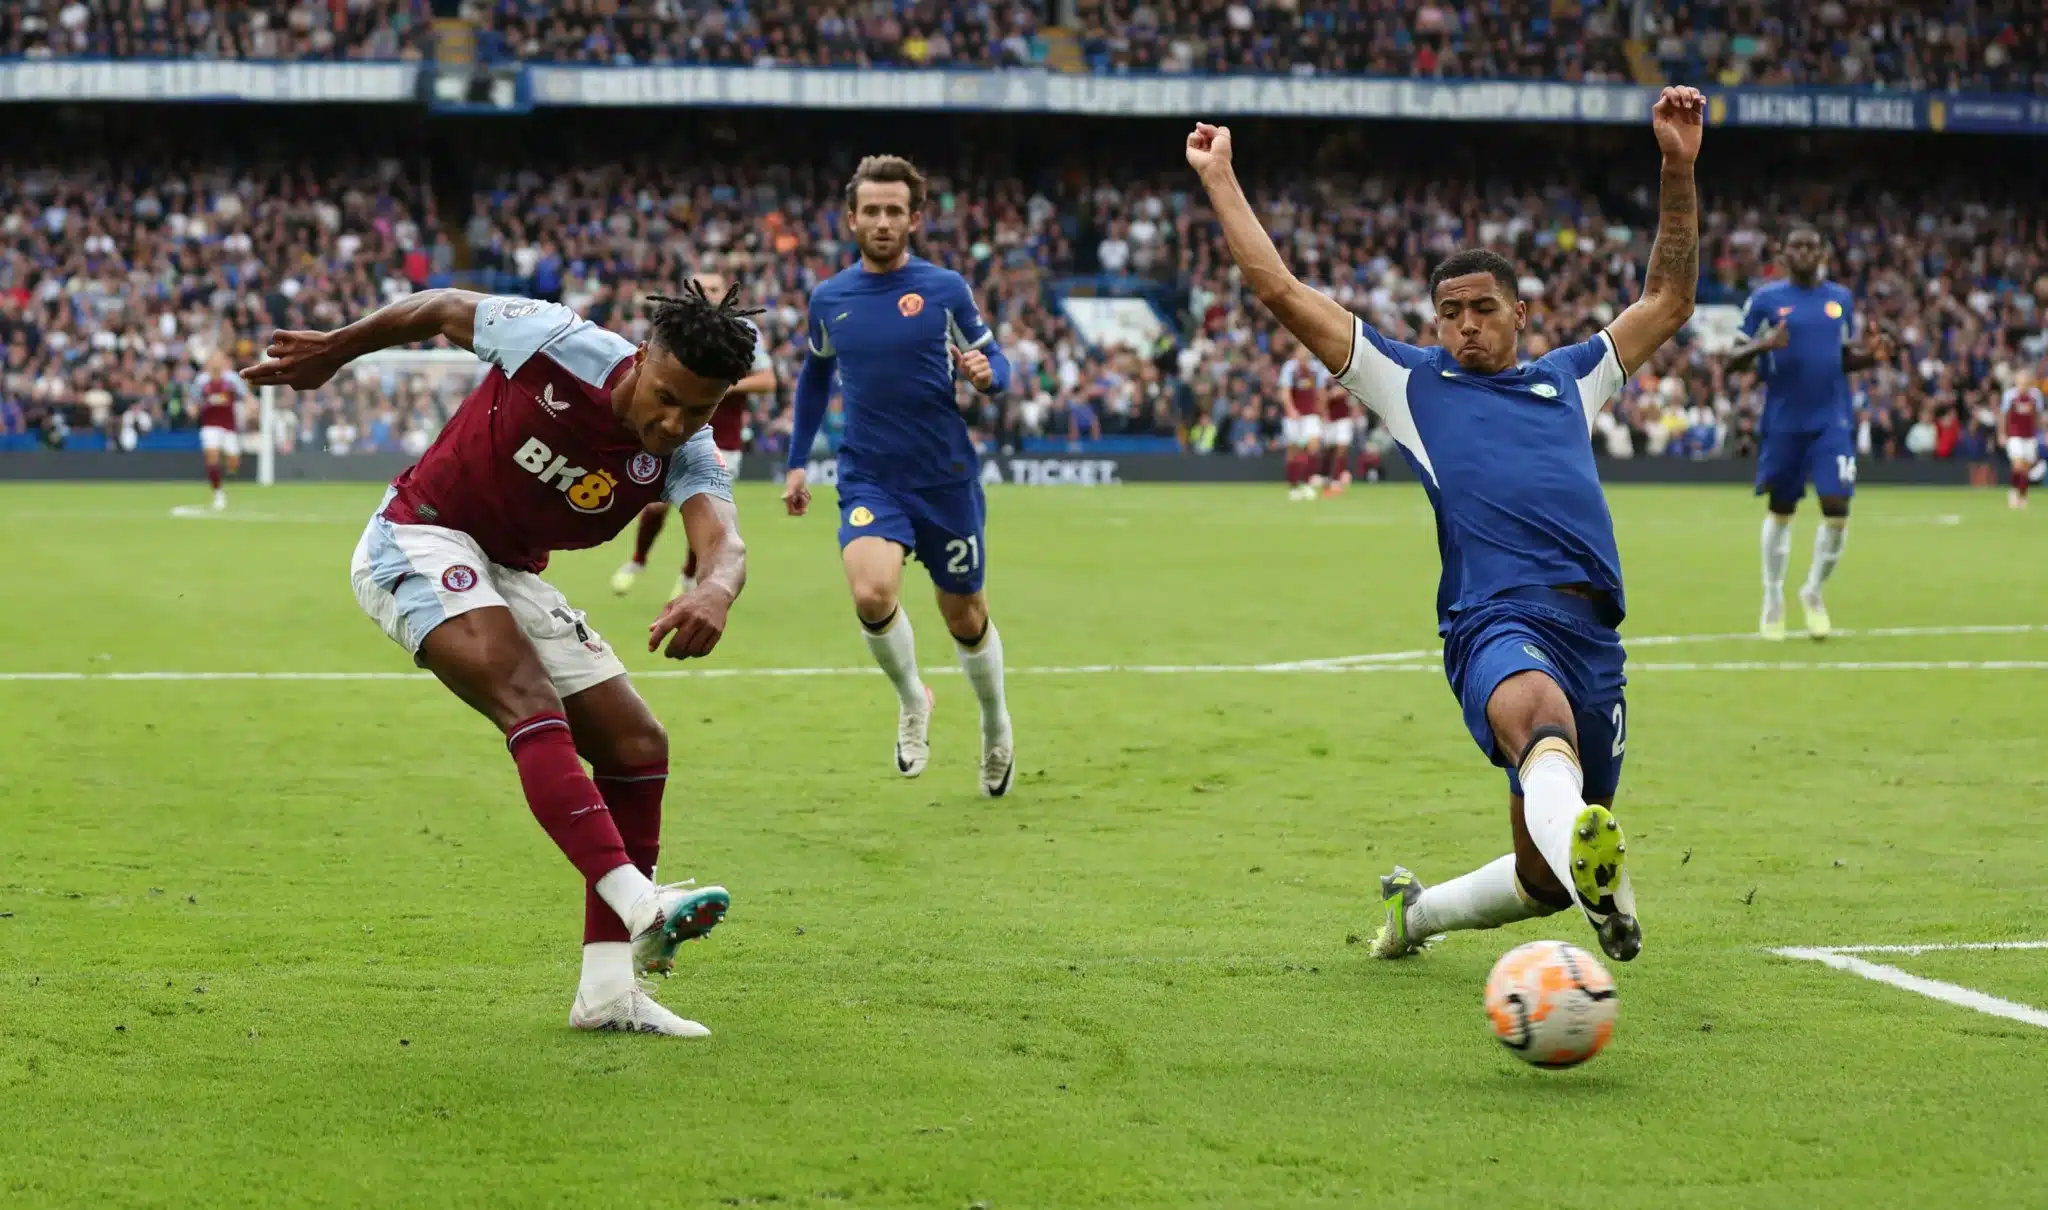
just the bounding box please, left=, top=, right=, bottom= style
left=1189, top=86, right=1710, bottom=965
left=244, top=283, right=757, bottom=1037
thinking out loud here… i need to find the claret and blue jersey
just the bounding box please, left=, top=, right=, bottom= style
left=1335, top=318, right=1632, bottom=794
left=789, top=256, right=1011, bottom=594
left=1741, top=279, right=1860, bottom=501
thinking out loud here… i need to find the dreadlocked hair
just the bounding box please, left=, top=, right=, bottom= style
left=642, top=279, right=763, bottom=383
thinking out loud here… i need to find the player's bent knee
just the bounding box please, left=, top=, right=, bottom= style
left=1767, top=494, right=1801, bottom=517
left=1818, top=495, right=1851, bottom=520
left=419, top=608, right=561, bottom=731
left=606, top=717, right=669, bottom=770
left=936, top=592, right=989, bottom=643
left=849, top=581, right=900, bottom=625
left=1485, top=670, right=1575, bottom=761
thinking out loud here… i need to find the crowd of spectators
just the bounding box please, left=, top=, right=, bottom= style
left=1643, top=2, right=2046, bottom=94
left=0, top=0, right=433, bottom=60
left=1, top=1, right=2041, bottom=94
left=2, top=114, right=2044, bottom=470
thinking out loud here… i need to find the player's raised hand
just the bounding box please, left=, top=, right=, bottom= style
left=952, top=345, right=994, bottom=391
left=1185, top=123, right=1234, bottom=175
left=241, top=329, right=349, bottom=391
left=648, top=586, right=731, bottom=660
left=782, top=467, right=812, bottom=517
left=1759, top=321, right=1792, bottom=351
left=1651, top=86, right=1705, bottom=164
left=1864, top=326, right=1897, bottom=364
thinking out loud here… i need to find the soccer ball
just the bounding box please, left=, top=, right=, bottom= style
left=1484, top=940, right=1618, bottom=1068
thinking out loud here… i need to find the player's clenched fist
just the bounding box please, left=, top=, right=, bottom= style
left=1650, top=85, right=1705, bottom=165
left=1185, top=122, right=1234, bottom=175
left=951, top=345, right=995, bottom=391
left=242, top=329, right=350, bottom=391
left=782, top=467, right=811, bottom=517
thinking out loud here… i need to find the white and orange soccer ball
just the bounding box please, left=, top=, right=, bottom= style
left=1484, top=940, right=1618, bottom=1068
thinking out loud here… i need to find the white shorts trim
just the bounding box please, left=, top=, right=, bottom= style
left=1324, top=418, right=1356, bottom=448
left=2008, top=436, right=2039, bottom=466
left=349, top=498, right=627, bottom=698
left=1283, top=415, right=1324, bottom=447
left=201, top=426, right=241, bottom=456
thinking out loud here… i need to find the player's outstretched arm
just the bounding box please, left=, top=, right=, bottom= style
left=650, top=493, right=747, bottom=659
left=1607, top=87, right=1704, bottom=377
left=241, top=288, right=488, bottom=391
left=1186, top=123, right=1356, bottom=378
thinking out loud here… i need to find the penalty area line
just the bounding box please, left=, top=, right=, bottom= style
left=1772, top=944, right=2048, bottom=1031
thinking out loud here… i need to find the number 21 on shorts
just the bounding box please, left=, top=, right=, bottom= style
left=945, top=536, right=981, bottom=575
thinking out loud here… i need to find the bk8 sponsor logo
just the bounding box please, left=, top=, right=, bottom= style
left=514, top=436, right=619, bottom=514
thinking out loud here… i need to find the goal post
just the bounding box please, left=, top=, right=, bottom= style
left=253, top=348, right=487, bottom=481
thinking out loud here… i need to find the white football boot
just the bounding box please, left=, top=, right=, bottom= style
left=610, top=560, right=645, bottom=595
left=570, top=982, right=710, bottom=1037
left=896, top=684, right=934, bottom=778
left=627, top=881, right=730, bottom=978
left=978, top=719, right=1015, bottom=798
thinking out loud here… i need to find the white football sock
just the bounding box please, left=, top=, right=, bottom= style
left=861, top=608, right=927, bottom=712
left=1518, top=740, right=1588, bottom=909
left=578, top=941, right=635, bottom=1006
left=1804, top=519, right=1848, bottom=595
left=1760, top=513, right=1792, bottom=611
left=594, top=863, right=658, bottom=934
left=1407, top=853, right=1561, bottom=936
left=955, top=622, right=1011, bottom=743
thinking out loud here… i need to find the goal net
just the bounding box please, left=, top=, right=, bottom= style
left=255, top=348, right=486, bottom=485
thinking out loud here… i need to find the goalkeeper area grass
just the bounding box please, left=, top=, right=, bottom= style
left=2, top=480, right=2045, bottom=1208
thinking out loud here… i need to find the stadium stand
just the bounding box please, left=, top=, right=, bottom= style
left=2, top=104, right=2042, bottom=469
left=0, top=0, right=434, bottom=59
left=4, top=1, right=2036, bottom=93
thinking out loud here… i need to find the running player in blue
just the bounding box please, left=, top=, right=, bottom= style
left=782, top=155, right=1017, bottom=796
left=1725, top=227, right=1893, bottom=640
left=1189, top=86, right=1709, bottom=965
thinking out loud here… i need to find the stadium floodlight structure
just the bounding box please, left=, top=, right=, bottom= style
left=256, top=348, right=487, bottom=483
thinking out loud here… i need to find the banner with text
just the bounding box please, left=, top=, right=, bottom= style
left=1, top=61, right=2041, bottom=135
left=0, top=59, right=419, bottom=103
left=527, top=67, right=2048, bottom=134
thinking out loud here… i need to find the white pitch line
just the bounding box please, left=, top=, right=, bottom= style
left=1772, top=946, right=2048, bottom=1031
left=1809, top=941, right=2048, bottom=955
left=1, top=618, right=2041, bottom=684
left=2, top=659, right=2044, bottom=683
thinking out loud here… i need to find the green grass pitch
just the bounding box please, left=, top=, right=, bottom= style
left=1, top=480, right=2044, bottom=1209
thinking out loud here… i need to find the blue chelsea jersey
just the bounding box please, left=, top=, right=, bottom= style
left=1739, top=280, right=1857, bottom=434
left=801, top=257, right=995, bottom=489
left=1336, top=320, right=1630, bottom=633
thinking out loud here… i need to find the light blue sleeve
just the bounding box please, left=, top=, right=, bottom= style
left=662, top=427, right=734, bottom=505
left=744, top=317, right=773, bottom=374
left=473, top=296, right=579, bottom=376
